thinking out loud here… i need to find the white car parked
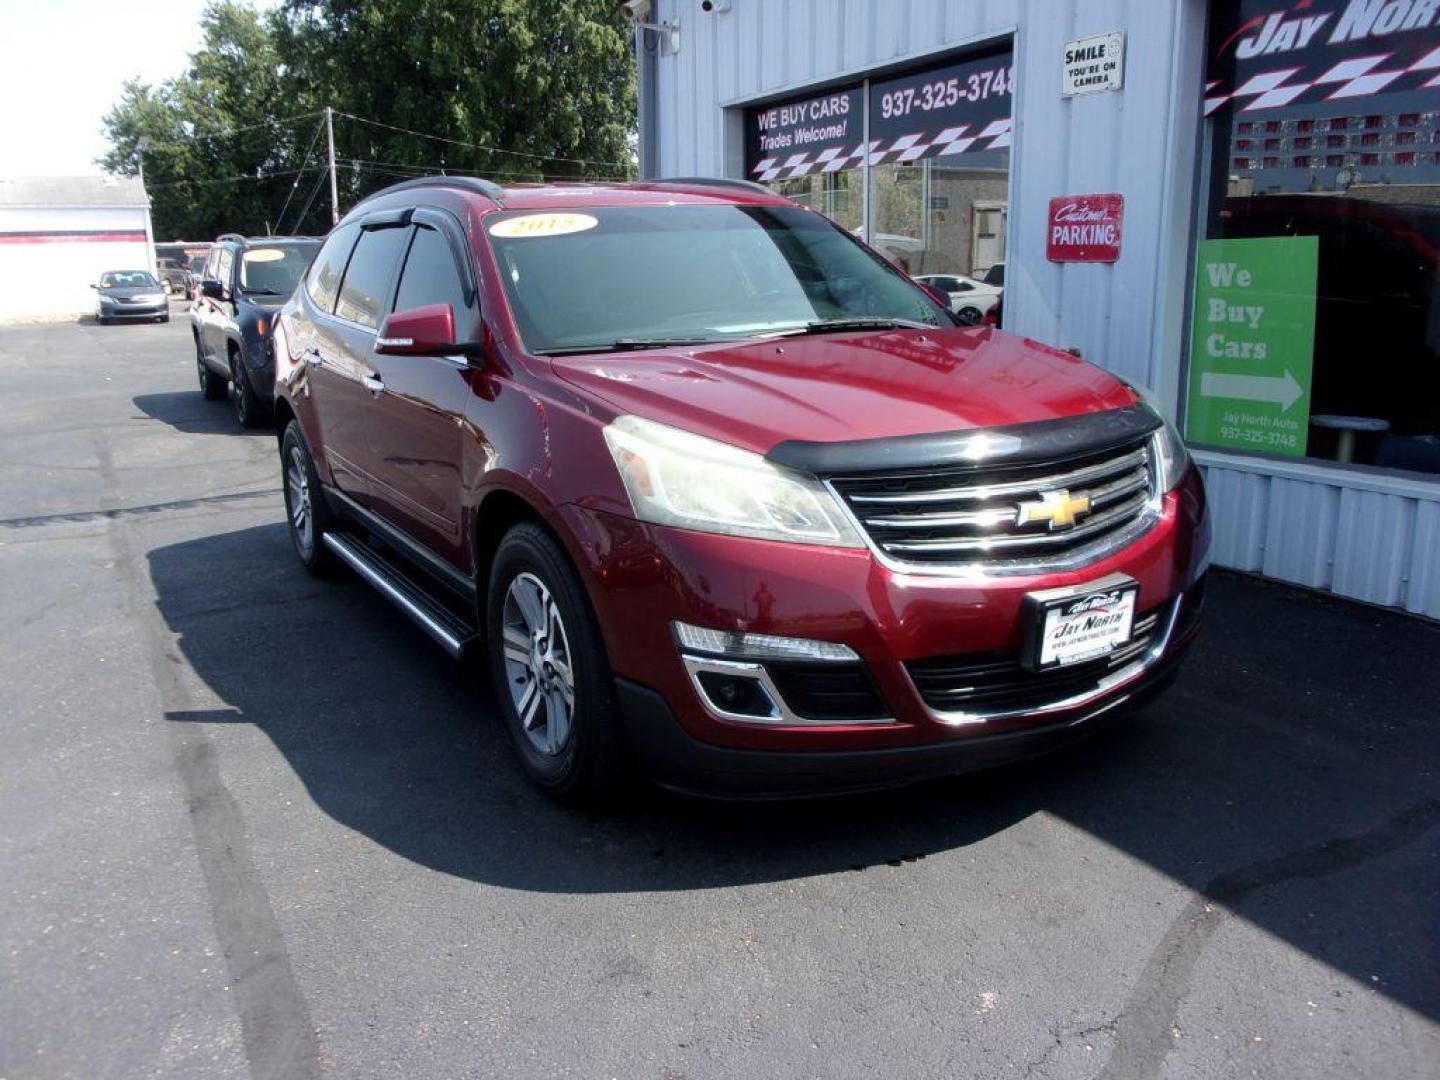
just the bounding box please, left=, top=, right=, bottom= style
left=913, top=274, right=1002, bottom=324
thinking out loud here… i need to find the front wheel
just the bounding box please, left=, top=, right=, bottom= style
left=231, top=354, right=266, bottom=428
left=486, top=524, right=629, bottom=804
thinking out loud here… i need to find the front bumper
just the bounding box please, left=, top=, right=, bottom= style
left=99, top=300, right=168, bottom=319
left=558, top=463, right=1209, bottom=793
left=617, top=641, right=1189, bottom=798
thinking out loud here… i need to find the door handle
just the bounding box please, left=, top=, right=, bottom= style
left=361, top=374, right=385, bottom=394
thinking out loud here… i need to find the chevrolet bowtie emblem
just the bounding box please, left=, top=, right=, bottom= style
left=1017, top=489, right=1092, bottom=530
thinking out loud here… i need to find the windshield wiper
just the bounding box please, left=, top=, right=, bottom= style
left=536, top=337, right=718, bottom=356
left=769, top=317, right=936, bottom=338
left=240, top=288, right=288, bottom=296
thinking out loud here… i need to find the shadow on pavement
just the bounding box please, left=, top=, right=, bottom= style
left=147, top=523, right=1440, bottom=1019
left=132, top=392, right=270, bottom=436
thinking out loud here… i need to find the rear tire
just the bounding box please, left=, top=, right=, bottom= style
left=486, top=523, right=630, bottom=805
left=280, top=422, right=341, bottom=577
left=197, top=338, right=226, bottom=399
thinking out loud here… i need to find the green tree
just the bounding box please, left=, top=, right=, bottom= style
left=271, top=0, right=636, bottom=194
left=100, top=0, right=637, bottom=238
left=100, top=2, right=319, bottom=238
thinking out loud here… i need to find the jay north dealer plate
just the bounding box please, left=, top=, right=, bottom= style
left=1021, top=573, right=1139, bottom=671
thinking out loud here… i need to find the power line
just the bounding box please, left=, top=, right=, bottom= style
left=334, top=110, right=632, bottom=170
left=275, top=115, right=329, bottom=232
left=139, top=109, right=329, bottom=151
left=147, top=167, right=308, bottom=191
left=346, top=158, right=617, bottom=182
left=288, top=165, right=331, bottom=235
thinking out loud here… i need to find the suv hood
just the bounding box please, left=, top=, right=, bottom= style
left=551, top=328, right=1138, bottom=459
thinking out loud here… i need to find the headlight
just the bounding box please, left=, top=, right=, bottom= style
left=602, top=415, right=865, bottom=547
left=1126, top=382, right=1191, bottom=493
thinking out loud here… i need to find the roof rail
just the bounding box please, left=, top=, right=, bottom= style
left=214, top=232, right=246, bottom=244
left=644, top=176, right=778, bottom=197
left=353, top=175, right=507, bottom=209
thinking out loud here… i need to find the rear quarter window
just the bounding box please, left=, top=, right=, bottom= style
left=305, top=224, right=360, bottom=315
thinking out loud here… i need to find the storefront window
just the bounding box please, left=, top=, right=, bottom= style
left=868, top=48, right=1012, bottom=321
left=1187, top=0, right=1440, bottom=475
left=743, top=83, right=865, bottom=237
left=741, top=44, right=1013, bottom=325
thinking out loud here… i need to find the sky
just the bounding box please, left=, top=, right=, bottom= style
left=0, top=0, right=276, bottom=178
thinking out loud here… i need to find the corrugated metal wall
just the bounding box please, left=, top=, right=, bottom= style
left=646, top=0, right=1440, bottom=619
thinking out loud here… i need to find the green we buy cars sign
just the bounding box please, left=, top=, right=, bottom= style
left=1186, top=236, right=1318, bottom=457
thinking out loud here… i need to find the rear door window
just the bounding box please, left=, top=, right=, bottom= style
left=215, top=249, right=234, bottom=290
left=305, top=224, right=360, bottom=315
left=334, top=226, right=411, bottom=329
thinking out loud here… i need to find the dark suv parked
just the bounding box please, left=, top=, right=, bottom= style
left=192, top=234, right=320, bottom=426
left=273, top=177, right=1207, bottom=804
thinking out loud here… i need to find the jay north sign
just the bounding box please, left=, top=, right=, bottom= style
left=1205, top=0, right=1440, bottom=114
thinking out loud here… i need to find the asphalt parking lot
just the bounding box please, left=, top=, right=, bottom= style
left=2, top=312, right=1438, bottom=1080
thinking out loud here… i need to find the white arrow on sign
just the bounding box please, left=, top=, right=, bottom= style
left=1199, top=369, right=1303, bottom=411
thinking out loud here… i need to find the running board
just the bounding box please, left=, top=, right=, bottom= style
left=322, top=532, right=478, bottom=659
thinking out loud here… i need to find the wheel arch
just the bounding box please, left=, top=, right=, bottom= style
left=471, top=487, right=548, bottom=594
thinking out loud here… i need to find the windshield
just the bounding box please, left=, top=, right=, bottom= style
left=239, top=245, right=317, bottom=294
left=100, top=271, right=158, bottom=289
left=486, top=205, right=949, bottom=354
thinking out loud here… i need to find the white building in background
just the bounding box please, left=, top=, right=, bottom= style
left=632, top=0, right=1440, bottom=619
left=0, top=175, right=154, bottom=320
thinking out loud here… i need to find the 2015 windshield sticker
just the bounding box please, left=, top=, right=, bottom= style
left=489, top=213, right=598, bottom=239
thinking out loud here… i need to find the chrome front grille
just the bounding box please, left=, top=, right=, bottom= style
left=828, top=435, right=1157, bottom=571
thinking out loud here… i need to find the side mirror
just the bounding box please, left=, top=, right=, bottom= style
left=376, top=303, right=457, bottom=356
left=918, top=282, right=953, bottom=309
left=199, top=279, right=225, bottom=300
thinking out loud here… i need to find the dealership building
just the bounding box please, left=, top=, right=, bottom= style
left=632, top=0, right=1440, bottom=618
left=0, top=175, right=155, bottom=321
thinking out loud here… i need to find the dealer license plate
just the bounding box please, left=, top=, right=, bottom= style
left=1022, top=575, right=1138, bottom=671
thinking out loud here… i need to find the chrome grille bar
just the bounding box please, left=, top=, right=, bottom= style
left=844, top=446, right=1149, bottom=506
left=829, top=435, right=1159, bottom=571
left=883, top=493, right=1149, bottom=554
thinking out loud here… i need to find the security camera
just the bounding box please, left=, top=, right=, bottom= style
left=621, top=0, right=680, bottom=51
left=700, top=0, right=732, bottom=11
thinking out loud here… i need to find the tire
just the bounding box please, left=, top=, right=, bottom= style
left=280, top=422, right=341, bottom=576
left=230, top=352, right=266, bottom=428
left=160, top=312, right=170, bottom=324
left=98, top=316, right=110, bottom=326
left=196, top=338, right=226, bottom=400
left=486, top=523, right=630, bottom=805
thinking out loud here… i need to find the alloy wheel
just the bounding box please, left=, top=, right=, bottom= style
left=285, top=445, right=313, bottom=558
left=500, top=572, right=576, bottom=756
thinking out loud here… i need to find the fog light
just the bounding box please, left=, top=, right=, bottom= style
left=695, top=670, right=775, bottom=718
left=672, top=621, right=858, bottom=662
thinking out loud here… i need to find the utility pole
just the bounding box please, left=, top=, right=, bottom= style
left=325, top=106, right=338, bottom=227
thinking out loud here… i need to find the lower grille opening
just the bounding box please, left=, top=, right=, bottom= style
left=906, top=605, right=1168, bottom=717
left=766, top=662, right=889, bottom=723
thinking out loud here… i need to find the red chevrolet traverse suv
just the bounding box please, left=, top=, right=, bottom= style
left=272, top=176, right=1208, bottom=802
